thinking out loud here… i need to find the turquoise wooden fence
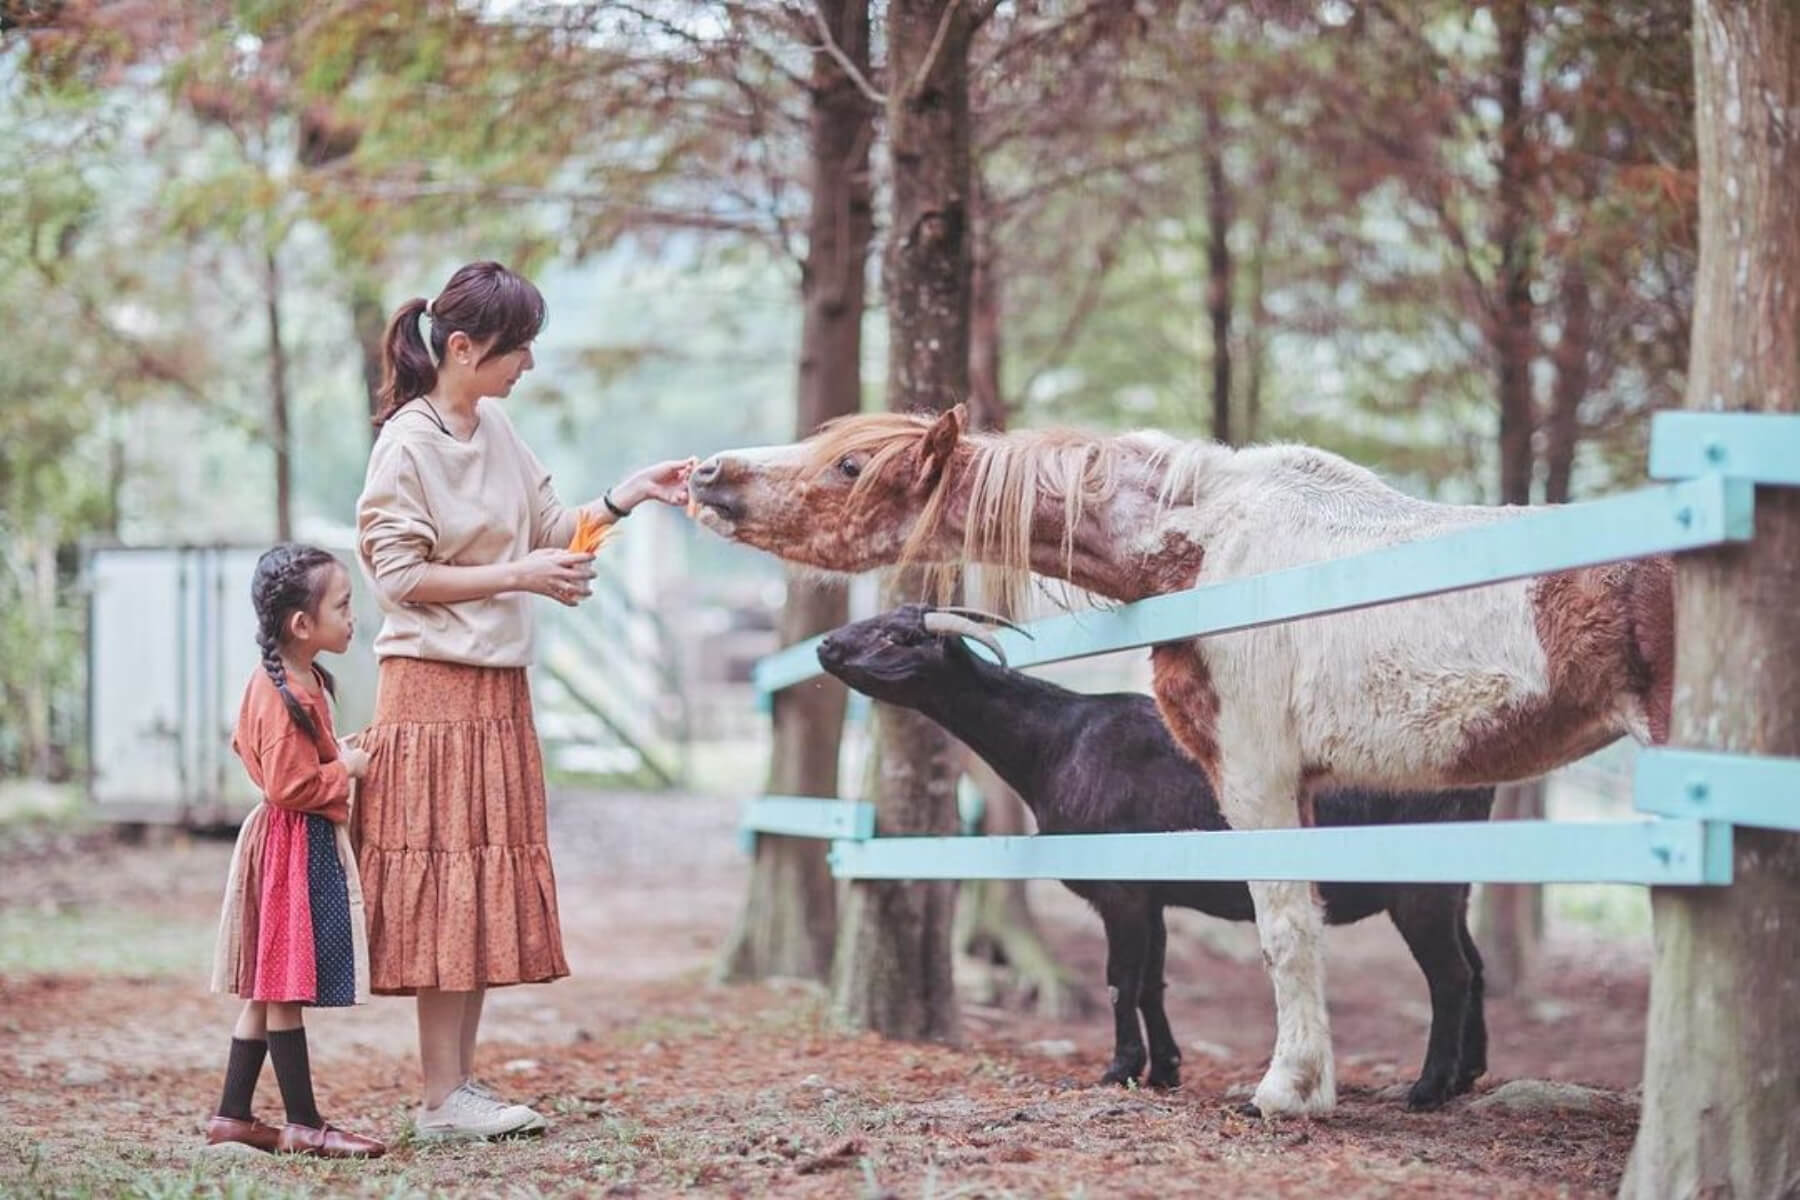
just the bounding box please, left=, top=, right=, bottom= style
left=741, top=412, right=1800, bottom=887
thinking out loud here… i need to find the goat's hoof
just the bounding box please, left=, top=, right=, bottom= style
left=1232, top=1101, right=1262, bottom=1119
left=1146, top=1065, right=1181, bottom=1090
left=1405, top=1075, right=1456, bottom=1111
left=1098, top=1064, right=1142, bottom=1087
left=1452, top=1068, right=1485, bottom=1096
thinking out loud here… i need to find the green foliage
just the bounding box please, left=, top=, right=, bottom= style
left=0, top=1, right=1700, bottom=780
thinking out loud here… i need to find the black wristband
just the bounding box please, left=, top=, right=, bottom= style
left=602, top=489, right=630, bottom=519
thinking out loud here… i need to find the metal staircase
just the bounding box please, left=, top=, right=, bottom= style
left=533, top=561, right=689, bottom=790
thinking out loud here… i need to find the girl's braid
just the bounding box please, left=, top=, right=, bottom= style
left=249, top=543, right=339, bottom=740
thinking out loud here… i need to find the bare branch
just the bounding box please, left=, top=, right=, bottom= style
left=809, top=0, right=886, bottom=107
left=1011, top=212, right=1137, bottom=409
left=905, top=0, right=962, bottom=104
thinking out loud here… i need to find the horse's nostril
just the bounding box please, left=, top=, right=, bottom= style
left=691, top=458, right=722, bottom=487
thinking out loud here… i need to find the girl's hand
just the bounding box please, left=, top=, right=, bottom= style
left=609, top=457, right=700, bottom=512
left=517, top=547, right=596, bottom=607
left=340, top=746, right=372, bottom=779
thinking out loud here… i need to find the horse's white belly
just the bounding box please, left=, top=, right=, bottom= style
left=1210, top=579, right=1548, bottom=789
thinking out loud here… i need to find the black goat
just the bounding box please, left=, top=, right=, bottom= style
left=817, top=604, right=1494, bottom=1110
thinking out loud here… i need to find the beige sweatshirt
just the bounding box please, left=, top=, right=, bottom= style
left=356, top=398, right=581, bottom=667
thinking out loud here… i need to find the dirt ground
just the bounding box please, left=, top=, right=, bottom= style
left=0, top=788, right=1651, bottom=1198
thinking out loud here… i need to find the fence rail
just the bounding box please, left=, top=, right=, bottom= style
left=740, top=413, right=1800, bottom=889
left=753, top=474, right=1752, bottom=697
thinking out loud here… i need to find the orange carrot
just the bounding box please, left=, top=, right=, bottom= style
left=569, top=510, right=611, bottom=555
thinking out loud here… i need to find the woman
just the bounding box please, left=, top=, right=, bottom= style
left=355, top=260, right=691, bottom=1140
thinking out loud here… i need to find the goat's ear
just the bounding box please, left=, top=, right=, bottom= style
left=913, top=403, right=967, bottom=493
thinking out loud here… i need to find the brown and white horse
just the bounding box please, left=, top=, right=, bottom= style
left=687, top=404, right=1672, bottom=1116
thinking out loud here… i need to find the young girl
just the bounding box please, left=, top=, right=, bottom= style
left=355, top=260, right=692, bottom=1140
left=204, top=543, right=385, bottom=1159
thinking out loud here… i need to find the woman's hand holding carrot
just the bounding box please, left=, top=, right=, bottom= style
left=517, top=547, right=595, bottom=607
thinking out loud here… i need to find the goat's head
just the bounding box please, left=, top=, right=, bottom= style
left=817, top=604, right=1025, bottom=704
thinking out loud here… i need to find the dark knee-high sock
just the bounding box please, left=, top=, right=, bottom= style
left=216, top=1037, right=266, bottom=1121
left=267, top=1027, right=322, bottom=1128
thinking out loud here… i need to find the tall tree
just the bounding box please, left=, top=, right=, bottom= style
left=830, top=0, right=985, bottom=1041
left=720, top=0, right=876, bottom=984
left=1622, top=2, right=1800, bottom=1194
left=948, top=170, right=1089, bottom=1017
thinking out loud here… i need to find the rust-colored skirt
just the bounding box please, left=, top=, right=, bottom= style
left=353, top=658, right=569, bottom=995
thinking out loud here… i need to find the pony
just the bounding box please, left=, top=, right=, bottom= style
left=687, top=404, right=1672, bottom=1116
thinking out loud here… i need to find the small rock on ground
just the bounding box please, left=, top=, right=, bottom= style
left=1470, top=1079, right=1621, bottom=1113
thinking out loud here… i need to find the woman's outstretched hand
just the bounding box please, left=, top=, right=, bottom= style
left=517, top=547, right=596, bottom=607
left=609, top=457, right=700, bottom=512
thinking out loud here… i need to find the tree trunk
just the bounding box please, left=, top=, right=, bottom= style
left=830, top=0, right=973, bottom=1042
left=21, top=518, right=56, bottom=780
left=831, top=568, right=962, bottom=1041
left=1242, top=184, right=1274, bottom=445
left=717, top=571, right=852, bottom=982
left=264, top=247, right=292, bottom=542
left=1475, top=0, right=1544, bottom=995
left=879, top=0, right=973, bottom=414
left=954, top=752, right=1094, bottom=1018
left=1544, top=261, right=1590, bottom=505
left=1622, top=4, right=1800, bottom=1195
left=969, top=181, right=1002, bottom=422
left=1493, top=0, right=1534, bottom=509
left=352, top=277, right=387, bottom=429
left=957, top=199, right=1080, bottom=1014
left=1476, top=780, right=1545, bottom=998
left=1203, top=94, right=1234, bottom=446
left=718, top=0, right=874, bottom=985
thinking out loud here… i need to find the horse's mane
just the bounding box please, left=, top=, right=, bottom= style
left=805, top=413, right=1226, bottom=613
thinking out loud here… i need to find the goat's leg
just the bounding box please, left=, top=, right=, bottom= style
left=1097, top=898, right=1150, bottom=1086
left=1454, top=901, right=1488, bottom=1093
left=1140, top=906, right=1183, bottom=1089
left=1387, top=887, right=1475, bottom=1110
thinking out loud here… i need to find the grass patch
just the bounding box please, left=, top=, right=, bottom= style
left=0, top=906, right=212, bottom=976
left=0, top=780, right=83, bottom=824
left=1547, top=883, right=1652, bottom=942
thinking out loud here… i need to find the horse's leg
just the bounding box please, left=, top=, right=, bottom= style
left=1141, top=905, right=1183, bottom=1089
left=1222, top=767, right=1335, bottom=1118
left=1151, top=646, right=1332, bottom=1114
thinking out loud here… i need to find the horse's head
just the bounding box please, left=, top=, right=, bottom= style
left=688, top=405, right=975, bottom=574
left=691, top=406, right=1200, bottom=603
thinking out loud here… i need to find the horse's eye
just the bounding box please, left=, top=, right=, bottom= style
left=838, top=456, right=862, bottom=480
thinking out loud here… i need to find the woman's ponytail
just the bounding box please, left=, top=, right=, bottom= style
left=374, top=297, right=436, bottom=426
left=372, top=264, right=547, bottom=427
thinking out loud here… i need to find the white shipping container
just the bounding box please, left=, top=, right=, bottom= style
left=85, top=543, right=381, bottom=823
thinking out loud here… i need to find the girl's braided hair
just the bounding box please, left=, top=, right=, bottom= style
left=250, top=543, right=340, bottom=739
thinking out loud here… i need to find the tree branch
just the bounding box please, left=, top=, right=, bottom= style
left=810, top=0, right=886, bottom=107
left=905, top=0, right=962, bottom=104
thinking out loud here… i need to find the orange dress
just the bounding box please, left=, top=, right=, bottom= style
left=210, top=671, right=370, bottom=1005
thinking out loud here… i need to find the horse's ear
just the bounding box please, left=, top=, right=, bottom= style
left=914, top=404, right=966, bottom=491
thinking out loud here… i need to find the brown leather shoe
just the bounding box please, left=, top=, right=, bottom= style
left=276, top=1122, right=387, bottom=1159
left=205, top=1114, right=282, bottom=1152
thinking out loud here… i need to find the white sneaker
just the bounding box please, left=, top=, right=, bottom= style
left=414, top=1082, right=547, bottom=1141
left=463, top=1076, right=545, bottom=1122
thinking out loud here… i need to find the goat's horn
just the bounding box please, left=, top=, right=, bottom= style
left=930, top=605, right=1034, bottom=639
left=922, top=611, right=1009, bottom=667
